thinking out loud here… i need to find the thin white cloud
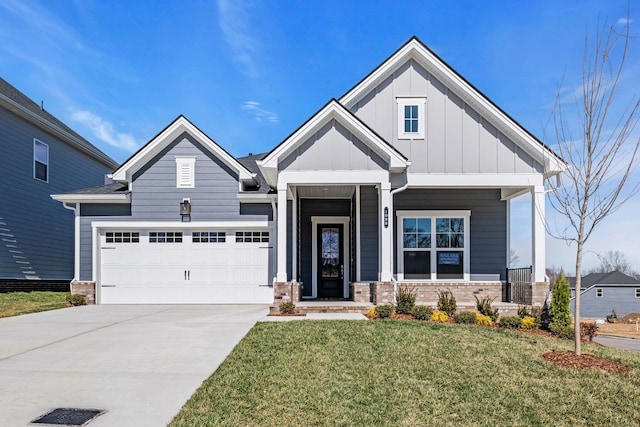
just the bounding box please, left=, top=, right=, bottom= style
left=216, top=0, right=259, bottom=79
left=242, top=101, right=278, bottom=123
left=617, top=18, right=632, bottom=26
left=70, top=110, right=139, bottom=152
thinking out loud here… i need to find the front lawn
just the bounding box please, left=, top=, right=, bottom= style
left=171, top=320, right=640, bottom=426
left=0, top=291, right=70, bottom=318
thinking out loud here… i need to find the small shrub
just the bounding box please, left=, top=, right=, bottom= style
left=66, top=293, right=86, bottom=306
left=474, top=295, right=499, bottom=321
left=375, top=305, right=393, bottom=319
left=517, top=305, right=531, bottom=318
left=520, top=315, right=536, bottom=329
left=396, top=285, right=417, bottom=314
left=437, top=289, right=457, bottom=316
left=549, top=272, right=571, bottom=330
left=500, top=316, right=522, bottom=329
left=279, top=301, right=296, bottom=314
left=430, top=310, right=448, bottom=323
left=549, top=323, right=574, bottom=339
left=475, top=313, right=493, bottom=326
left=580, top=322, right=599, bottom=341
left=606, top=309, right=617, bottom=323
left=366, top=306, right=378, bottom=319
left=453, top=311, right=477, bottom=324
left=411, top=305, right=434, bottom=321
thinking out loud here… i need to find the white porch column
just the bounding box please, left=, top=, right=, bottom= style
left=532, top=185, right=546, bottom=282
left=276, top=186, right=288, bottom=282
left=380, top=183, right=392, bottom=281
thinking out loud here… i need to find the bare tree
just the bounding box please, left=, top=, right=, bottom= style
left=548, top=13, right=640, bottom=355
left=509, top=248, right=520, bottom=268
left=586, top=250, right=638, bottom=276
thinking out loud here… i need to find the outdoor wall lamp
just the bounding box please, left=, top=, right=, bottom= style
left=384, top=207, right=389, bottom=228
left=180, top=199, right=191, bottom=222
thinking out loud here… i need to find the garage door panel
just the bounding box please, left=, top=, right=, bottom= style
left=99, top=229, right=272, bottom=304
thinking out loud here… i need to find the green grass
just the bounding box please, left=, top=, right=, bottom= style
left=0, top=291, right=70, bottom=318
left=171, top=321, right=640, bottom=427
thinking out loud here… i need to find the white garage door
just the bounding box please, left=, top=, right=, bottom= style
left=99, top=229, right=273, bottom=304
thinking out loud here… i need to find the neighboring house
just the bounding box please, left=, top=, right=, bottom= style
left=0, top=77, right=118, bottom=291
left=52, top=37, right=566, bottom=306
left=569, top=271, right=640, bottom=318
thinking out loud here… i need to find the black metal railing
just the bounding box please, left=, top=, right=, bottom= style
left=505, top=266, right=532, bottom=304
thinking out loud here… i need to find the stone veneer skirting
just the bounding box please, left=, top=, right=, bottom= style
left=70, top=281, right=96, bottom=304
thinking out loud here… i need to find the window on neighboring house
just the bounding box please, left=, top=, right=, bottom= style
left=635, top=288, right=640, bottom=298
left=149, top=231, right=183, bottom=243
left=175, top=157, right=196, bottom=188
left=398, top=211, right=470, bottom=280
left=596, top=288, right=603, bottom=298
left=397, top=98, right=426, bottom=139
left=33, top=139, right=49, bottom=182
left=193, top=231, right=226, bottom=243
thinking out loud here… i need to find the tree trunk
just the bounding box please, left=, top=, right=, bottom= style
left=574, top=241, right=583, bottom=355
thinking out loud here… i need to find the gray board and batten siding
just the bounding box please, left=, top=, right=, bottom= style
left=571, top=286, right=640, bottom=318
left=394, top=189, right=507, bottom=280
left=349, top=59, right=544, bottom=175
left=279, top=119, right=389, bottom=172
left=0, top=105, right=114, bottom=280
left=76, top=134, right=272, bottom=281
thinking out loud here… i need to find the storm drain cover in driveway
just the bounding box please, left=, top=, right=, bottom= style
left=31, top=408, right=105, bottom=426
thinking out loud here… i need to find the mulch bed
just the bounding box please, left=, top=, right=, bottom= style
left=542, top=351, right=631, bottom=373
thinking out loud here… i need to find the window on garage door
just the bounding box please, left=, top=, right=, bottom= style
left=106, top=232, right=140, bottom=243
left=149, top=232, right=183, bottom=243
left=192, top=231, right=226, bottom=243
left=236, top=231, right=269, bottom=243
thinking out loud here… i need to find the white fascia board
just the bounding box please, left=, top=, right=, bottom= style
left=500, top=187, right=531, bottom=201
left=237, top=193, right=277, bottom=203
left=112, top=116, right=255, bottom=183
left=51, top=194, right=130, bottom=204
left=91, top=220, right=271, bottom=230
left=260, top=101, right=408, bottom=175
left=277, top=170, right=390, bottom=190
left=407, top=173, right=543, bottom=188
left=339, top=39, right=566, bottom=175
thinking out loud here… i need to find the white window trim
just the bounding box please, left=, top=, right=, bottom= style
left=595, top=288, right=603, bottom=298
left=175, top=157, right=196, bottom=188
left=636, top=288, right=640, bottom=299
left=396, top=210, right=471, bottom=281
left=33, top=139, right=49, bottom=183
left=397, top=97, right=426, bottom=140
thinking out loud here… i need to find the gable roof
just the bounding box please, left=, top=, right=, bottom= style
left=569, top=271, right=640, bottom=288
left=339, top=36, right=566, bottom=177
left=258, top=99, right=410, bottom=187
left=0, top=77, right=117, bottom=169
left=111, top=115, right=256, bottom=184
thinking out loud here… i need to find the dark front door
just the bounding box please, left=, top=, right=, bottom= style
left=317, top=224, right=343, bottom=298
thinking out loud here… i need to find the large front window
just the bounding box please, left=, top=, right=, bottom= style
left=398, top=211, right=470, bottom=280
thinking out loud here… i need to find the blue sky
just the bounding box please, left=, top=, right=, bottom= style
left=1, top=0, right=638, bottom=274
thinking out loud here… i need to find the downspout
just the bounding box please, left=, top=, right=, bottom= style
left=62, top=202, right=80, bottom=282
left=389, top=183, right=409, bottom=305
left=271, top=199, right=277, bottom=286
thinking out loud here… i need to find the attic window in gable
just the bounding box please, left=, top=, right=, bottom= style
left=397, top=98, right=426, bottom=140
left=175, top=157, right=196, bottom=188
left=33, top=139, right=49, bottom=182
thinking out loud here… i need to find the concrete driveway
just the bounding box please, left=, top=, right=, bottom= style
left=0, top=304, right=268, bottom=427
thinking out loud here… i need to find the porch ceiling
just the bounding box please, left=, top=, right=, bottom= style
left=296, top=185, right=356, bottom=198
